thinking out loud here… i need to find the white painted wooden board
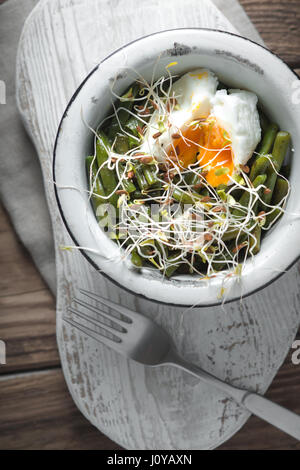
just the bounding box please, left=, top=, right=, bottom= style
left=16, top=0, right=300, bottom=449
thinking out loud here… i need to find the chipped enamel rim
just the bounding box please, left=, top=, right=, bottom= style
left=53, top=28, right=300, bottom=307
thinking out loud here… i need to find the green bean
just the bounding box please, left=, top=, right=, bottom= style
left=142, top=165, right=160, bottom=186
left=216, top=183, right=228, bottom=192
left=122, top=178, right=136, bottom=194
left=271, top=131, right=290, bottom=169
left=172, top=187, right=202, bottom=205
left=222, top=228, right=242, bottom=242
left=114, top=135, right=129, bottom=154
left=257, top=122, right=279, bottom=156
left=108, top=83, right=140, bottom=142
left=96, top=132, right=118, bottom=207
left=212, top=252, right=232, bottom=272
left=200, top=188, right=210, bottom=197
left=250, top=154, right=271, bottom=182
left=85, top=156, right=106, bottom=209
left=165, top=253, right=181, bottom=277
left=249, top=224, right=261, bottom=255
left=272, top=178, right=289, bottom=206
left=139, top=239, right=156, bottom=256
left=185, top=171, right=199, bottom=186
left=265, top=178, right=289, bottom=227
left=131, top=190, right=144, bottom=200
left=125, top=116, right=144, bottom=149
left=135, top=166, right=150, bottom=191
left=126, top=115, right=143, bottom=135
left=118, top=162, right=136, bottom=193
left=233, top=174, right=267, bottom=217
left=216, top=230, right=249, bottom=270
left=280, top=164, right=291, bottom=179
left=261, top=131, right=291, bottom=209
left=131, top=249, right=143, bottom=268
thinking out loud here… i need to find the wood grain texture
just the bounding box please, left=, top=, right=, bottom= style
left=0, top=204, right=46, bottom=297
left=240, top=0, right=300, bottom=68
left=14, top=0, right=300, bottom=450
left=0, top=204, right=58, bottom=374
left=0, top=355, right=299, bottom=450
left=0, top=289, right=58, bottom=374
left=0, top=0, right=296, bottom=450
left=0, top=369, right=121, bottom=450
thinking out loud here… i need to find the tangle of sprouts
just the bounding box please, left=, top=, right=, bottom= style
left=86, top=65, right=291, bottom=282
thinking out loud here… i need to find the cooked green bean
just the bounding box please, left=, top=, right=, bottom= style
left=212, top=251, right=233, bottom=271
left=250, top=154, right=271, bottom=181
left=96, top=132, right=119, bottom=207
left=125, top=116, right=144, bottom=149
left=213, top=230, right=249, bottom=271
left=142, top=165, right=160, bottom=186
left=185, top=171, right=199, bottom=185
left=165, top=253, right=181, bottom=277
left=108, top=83, right=140, bottom=142
left=131, top=190, right=145, bottom=200
left=115, top=135, right=129, bottom=154
left=118, top=162, right=136, bottom=193
left=265, top=178, right=289, bottom=227
left=139, top=239, right=156, bottom=256
left=172, top=187, right=202, bottom=204
left=272, top=178, right=289, bottom=206
left=249, top=224, right=261, bottom=255
left=280, top=164, right=291, bottom=179
left=222, top=228, right=241, bottom=242
left=135, top=166, right=150, bottom=191
left=233, top=174, right=267, bottom=217
left=126, top=115, right=143, bottom=135
left=257, top=122, right=279, bottom=156
left=131, top=249, right=143, bottom=268
left=261, top=131, right=291, bottom=209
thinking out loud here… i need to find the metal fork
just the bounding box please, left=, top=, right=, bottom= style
left=63, top=289, right=300, bottom=441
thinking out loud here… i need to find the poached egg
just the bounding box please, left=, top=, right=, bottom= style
left=140, top=68, right=261, bottom=187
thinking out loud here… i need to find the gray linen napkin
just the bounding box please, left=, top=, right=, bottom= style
left=0, top=0, right=263, bottom=296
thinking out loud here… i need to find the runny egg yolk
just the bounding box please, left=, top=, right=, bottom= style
left=167, top=119, right=234, bottom=187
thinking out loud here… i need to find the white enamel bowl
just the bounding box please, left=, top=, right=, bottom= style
left=53, top=28, right=300, bottom=306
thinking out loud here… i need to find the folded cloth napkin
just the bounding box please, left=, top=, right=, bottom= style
left=0, top=0, right=263, bottom=296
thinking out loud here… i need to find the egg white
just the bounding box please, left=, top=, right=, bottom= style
left=211, top=89, right=261, bottom=170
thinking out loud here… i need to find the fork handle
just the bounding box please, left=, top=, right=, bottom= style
left=168, top=352, right=300, bottom=440
left=242, top=393, right=300, bottom=440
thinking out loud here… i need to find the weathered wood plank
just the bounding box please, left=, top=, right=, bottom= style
left=0, top=353, right=299, bottom=450
left=0, top=369, right=121, bottom=450
left=240, top=0, right=300, bottom=67
left=0, top=289, right=59, bottom=374
left=14, top=0, right=300, bottom=450
left=0, top=204, right=58, bottom=374
left=0, top=204, right=46, bottom=297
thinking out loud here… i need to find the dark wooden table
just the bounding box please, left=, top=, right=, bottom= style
left=0, top=0, right=300, bottom=450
